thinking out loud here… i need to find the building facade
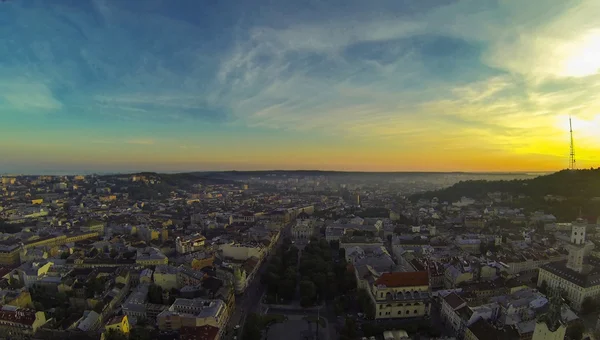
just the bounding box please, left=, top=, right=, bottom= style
left=368, top=271, right=431, bottom=320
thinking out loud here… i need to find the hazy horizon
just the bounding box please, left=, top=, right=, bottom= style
left=0, top=168, right=554, bottom=177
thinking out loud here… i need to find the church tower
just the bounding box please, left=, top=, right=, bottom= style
left=566, top=221, right=586, bottom=273
left=532, top=288, right=566, bottom=340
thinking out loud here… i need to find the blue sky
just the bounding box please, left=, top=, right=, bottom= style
left=1, top=0, right=599, bottom=173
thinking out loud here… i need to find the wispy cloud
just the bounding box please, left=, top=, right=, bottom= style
left=2, top=0, right=599, bottom=170
left=0, top=81, right=63, bottom=113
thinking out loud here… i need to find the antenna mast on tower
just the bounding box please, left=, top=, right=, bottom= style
left=569, top=116, right=576, bottom=170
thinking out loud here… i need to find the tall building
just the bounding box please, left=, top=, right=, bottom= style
left=566, top=221, right=586, bottom=272
left=538, top=220, right=600, bottom=311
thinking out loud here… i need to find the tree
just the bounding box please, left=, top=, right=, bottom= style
left=86, top=277, right=105, bottom=298
left=479, top=242, right=488, bottom=255
left=130, top=327, right=153, bottom=340
left=300, top=280, right=317, bottom=307
left=105, top=329, right=128, bottom=340
left=329, top=240, right=340, bottom=250
left=338, top=248, right=346, bottom=259
left=148, top=284, right=163, bottom=304
left=566, top=320, right=585, bottom=340
left=581, top=297, right=598, bottom=315
left=93, top=301, right=105, bottom=313
left=340, top=317, right=358, bottom=340
left=357, top=289, right=375, bottom=319
left=243, top=313, right=262, bottom=340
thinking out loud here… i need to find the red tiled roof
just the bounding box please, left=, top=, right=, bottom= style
left=374, top=271, right=429, bottom=288
left=0, top=309, right=37, bottom=326
left=180, top=325, right=220, bottom=340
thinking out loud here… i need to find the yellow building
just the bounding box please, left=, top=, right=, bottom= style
left=0, top=177, right=16, bottom=185
left=0, top=244, right=21, bottom=266
left=154, top=265, right=179, bottom=290
left=191, top=255, right=215, bottom=270
left=0, top=291, right=33, bottom=309
left=465, top=318, right=519, bottom=340
left=81, top=221, right=105, bottom=234
left=31, top=199, right=43, bottom=205
left=105, top=315, right=130, bottom=334
left=369, top=271, right=431, bottom=319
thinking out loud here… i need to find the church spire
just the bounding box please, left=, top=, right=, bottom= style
left=543, top=287, right=564, bottom=332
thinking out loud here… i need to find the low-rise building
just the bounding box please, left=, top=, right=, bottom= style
left=154, top=265, right=179, bottom=291
left=104, top=315, right=130, bottom=335
left=368, top=271, right=431, bottom=320
left=136, top=248, right=168, bottom=266
left=219, top=243, right=265, bottom=262
left=0, top=244, right=21, bottom=266
left=176, top=234, right=207, bottom=255
left=0, top=306, right=46, bottom=339
left=157, top=298, right=229, bottom=339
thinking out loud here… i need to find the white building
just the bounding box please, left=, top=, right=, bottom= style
left=538, top=220, right=600, bottom=311
left=291, top=219, right=314, bottom=240
left=219, top=242, right=265, bottom=261
left=176, top=234, right=206, bottom=254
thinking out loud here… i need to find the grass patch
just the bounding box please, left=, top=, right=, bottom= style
left=303, top=316, right=326, bottom=327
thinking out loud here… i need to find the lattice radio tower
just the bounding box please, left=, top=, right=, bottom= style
left=569, top=116, right=576, bottom=170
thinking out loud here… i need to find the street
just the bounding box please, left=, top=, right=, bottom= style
left=225, top=222, right=292, bottom=339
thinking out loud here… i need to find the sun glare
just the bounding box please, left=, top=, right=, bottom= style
left=562, top=30, right=600, bottom=77
left=555, top=115, right=600, bottom=144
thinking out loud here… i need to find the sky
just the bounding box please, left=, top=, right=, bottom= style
left=1, top=0, right=600, bottom=174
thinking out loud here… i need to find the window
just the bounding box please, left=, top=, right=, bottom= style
left=414, top=310, right=418, bottom=314
left=406, top=310, right=409, bottom=314
left=398, top=311, right=402, bottom=315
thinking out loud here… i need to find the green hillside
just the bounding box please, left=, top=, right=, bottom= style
left=411, top=168, right=600, bottom=222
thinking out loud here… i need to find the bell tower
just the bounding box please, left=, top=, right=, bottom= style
left=566, top=221, right=586, bottom=273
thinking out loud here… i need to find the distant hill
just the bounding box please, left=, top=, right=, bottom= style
left=410, top=168, right=600, bottom=222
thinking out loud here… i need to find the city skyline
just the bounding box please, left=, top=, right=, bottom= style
left=1, top=0, right=600, bottom=173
